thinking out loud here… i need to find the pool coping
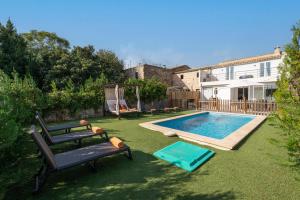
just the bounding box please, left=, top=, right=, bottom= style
left=139, top=111, right=267, bottom=150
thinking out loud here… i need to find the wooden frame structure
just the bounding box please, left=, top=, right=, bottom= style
left=104, top=83, right=141, bottom=119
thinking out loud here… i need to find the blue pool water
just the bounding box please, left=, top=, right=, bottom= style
left=155, top=112, right=255, bottom=139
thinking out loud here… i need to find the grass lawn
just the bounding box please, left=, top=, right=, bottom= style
left=1, top=111, right=299, bottom=200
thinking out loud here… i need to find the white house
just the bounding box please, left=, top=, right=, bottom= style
left=194, top=47, right=283, bottom=101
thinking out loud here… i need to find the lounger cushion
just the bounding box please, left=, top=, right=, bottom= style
left=110, top=137, right=124, bottom=148
left=51, top=130, right=99, bottom=144
left=91, top=127, right=104, bottom=134
left=54, top=142, right=129, bottom=170
left=79, top=120, right=89, bottom=126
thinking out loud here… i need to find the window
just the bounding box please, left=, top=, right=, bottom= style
left=266, top=88, right=276, bottom=97
left=260, top=63, right=265, bottom=77
left=180, top=74, right=184, bottom=79
left=135, top=72, right=139, bottom=79
left=266, top=62, right=271, bottom=76
left=196, top=72, right=199, bottom=78
left=214, top=88, right=218, bottom=95
left=226, top=67, right=229, bottom=80
left=230, top=67, right=234, bottom=80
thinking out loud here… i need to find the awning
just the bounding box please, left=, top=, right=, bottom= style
left=227, top=80, right=264, bottom=88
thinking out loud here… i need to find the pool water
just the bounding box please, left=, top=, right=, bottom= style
left=155, top=112, right=255, bottom=139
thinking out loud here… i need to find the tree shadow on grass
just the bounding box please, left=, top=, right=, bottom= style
left=3, top=150, right=235, bottom=200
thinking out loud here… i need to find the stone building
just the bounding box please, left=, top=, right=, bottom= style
left=125, top=64, right=190, bottom=86
left=172, top=68, right=200, bottom=91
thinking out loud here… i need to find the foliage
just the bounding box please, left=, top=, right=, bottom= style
left=22, top=30, right=70, bottom=91
left=0, top=19, right=125, bottom=92
left=47, top=47, right=124, bottom=89
left=0, top=70, right=43, bottom=162
left=0, top=19, right=28, bottom=76
left=47, top=74, right=108, bottom=113
left=96, top=50, right=125, bottom=83
left=274, top=21, right=300, bottom=166
left=0, top=70, right=45, bottom=125
left=47, top=79, right=77, bottom=113
left=47, top=45, right=99, bottom=89
left=125, top=78, right=167, bottom=104
left=78, top=74, right=108, bottom=110
left=0, top=94, right=21, bottom=161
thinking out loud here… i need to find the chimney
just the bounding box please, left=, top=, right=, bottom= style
left=274, top=46, right=281, bottom=55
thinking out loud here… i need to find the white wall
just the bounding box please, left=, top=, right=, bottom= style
left=203, top=86, right=231, bottom=100
left=209, top=58, right=282, bottom=81
left=203, top=88, right=213, bottom=100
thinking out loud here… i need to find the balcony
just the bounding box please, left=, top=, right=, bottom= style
left=201, top=67, right=278, bottom=82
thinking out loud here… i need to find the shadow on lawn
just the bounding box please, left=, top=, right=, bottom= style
left=3, top=150, right=236, bottom=200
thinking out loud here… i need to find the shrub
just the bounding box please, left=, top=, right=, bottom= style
left=78, top=74, right=108, bottom=110
left=47, top=75, right=108, bottom=114
left=0, top=70, right=45, bottom=125
left=0, top=70, right=43, bottom=162
left=125, top=78, right=167, bottom=104
left=274, top=21, right=300, bottom=166
left=0, top=95, right=21, bottom=161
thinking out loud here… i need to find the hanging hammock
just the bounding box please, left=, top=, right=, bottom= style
left=104, top=84, right=141, bottom=118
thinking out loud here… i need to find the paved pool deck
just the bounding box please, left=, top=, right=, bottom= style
left=139, top=111, right=267, bottom=150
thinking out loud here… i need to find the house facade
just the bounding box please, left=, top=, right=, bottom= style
left=125, top=47, right=283, bottom=102
left=174, top=47, right=283, bottom=101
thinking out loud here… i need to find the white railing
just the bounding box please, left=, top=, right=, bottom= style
left=202, top=67, right=278, bottom=82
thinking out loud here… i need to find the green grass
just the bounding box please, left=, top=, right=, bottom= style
left=1, top=111, right=300, bottom=200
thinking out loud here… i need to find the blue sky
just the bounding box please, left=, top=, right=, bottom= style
left=0, top=0, right=300, bottom=68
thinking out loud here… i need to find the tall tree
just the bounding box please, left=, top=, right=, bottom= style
left=47, top=45, right=99, bottom=88
left=0, top=19, right=28, bottom=76
left=22, top=30, right=70, bottom=91
left=274, top=21, right=300, bottom=166
left=48, top=47, right=125, bottom=89
left=96, top=50, right=125, bottom=83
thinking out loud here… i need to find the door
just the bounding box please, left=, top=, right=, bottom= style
left=238, top=88, right=248, bottom=100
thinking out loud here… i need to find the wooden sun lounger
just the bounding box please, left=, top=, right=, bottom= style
left=31, top=131, right=132, bottom=192
left=36, top=111, right=92, bottom=133
left=36, top=114, right=108, bottom=145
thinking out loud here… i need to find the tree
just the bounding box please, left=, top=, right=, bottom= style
left=22, top=30, right=70, bottom=91
left=274, top=21, right=300, bottom=166
left=48, top=47, right=125, bottom=89
left=0, top=19, right=28, bottom=76
left=96, top=50, right=125, bottom=83
left=47, top=45, right=99, bottom=88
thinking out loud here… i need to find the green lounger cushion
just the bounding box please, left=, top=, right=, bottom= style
left=153, top=141, right=215, bottom=172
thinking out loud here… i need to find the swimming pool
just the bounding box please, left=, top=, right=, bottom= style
left=154, top=112, right=255, bottom=139
left=140, top=111, right=266, bottom=150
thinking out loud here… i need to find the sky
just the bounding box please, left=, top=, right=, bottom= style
left=0, top=0, right=300, bottom=68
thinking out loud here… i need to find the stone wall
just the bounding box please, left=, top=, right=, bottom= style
left=44, top=107, right=104, bottom=122
left=125, top=66, right=145, bottom=79
left=143, top=65, right=172, bottom=86
left=172, top=70, right=200, bottom=91
left=125, top=64, right=173, bottom=86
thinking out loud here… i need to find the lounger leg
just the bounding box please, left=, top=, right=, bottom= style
left=102, top=131, right=109, bottom=141
left=87, top=160, right=97, bottom=172
left=77, top=139, right=82, bottom=147
left=87, top=124, right=92, bottom=130
left=125, top=148, right=133, bottom=160
left=33, top=164, right=50, bottom=193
